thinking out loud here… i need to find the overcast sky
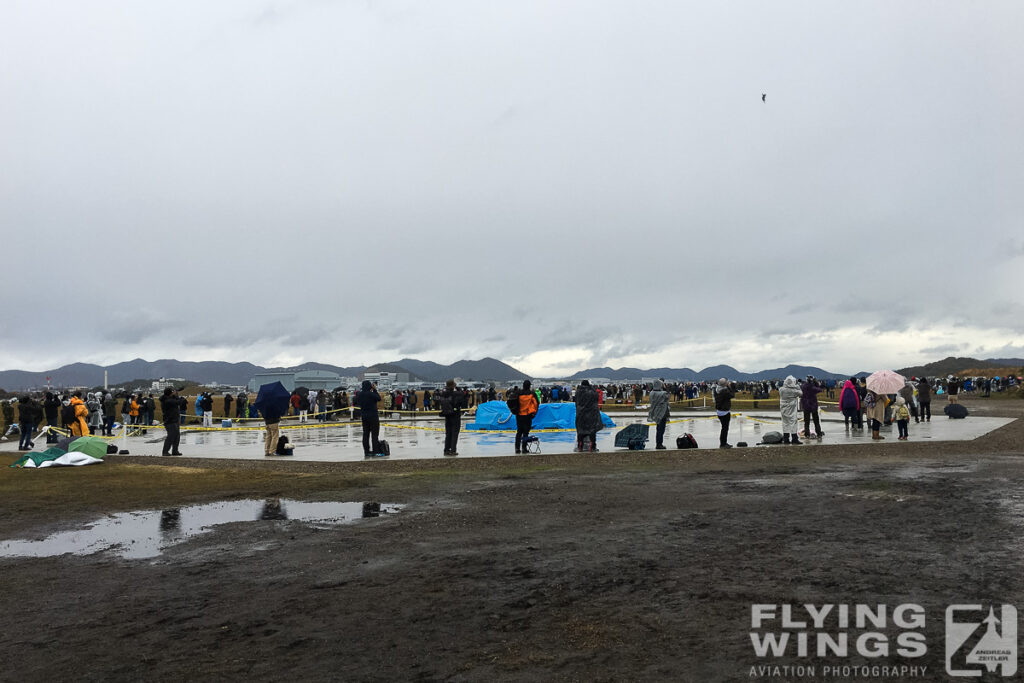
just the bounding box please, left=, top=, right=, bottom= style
left=2, top=1, right=1022, bottom=377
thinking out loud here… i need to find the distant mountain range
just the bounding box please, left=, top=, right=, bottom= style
left=896, top=356, right=1024, bottom=378
left=1, top=355, right=1019, bottom=391
left=564, top=364, right=869, bottom=382
left=0, top=357, right=529, bottom=390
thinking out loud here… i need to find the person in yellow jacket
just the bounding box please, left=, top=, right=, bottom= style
left=69, top=392, right=90, bottom=437
left=129, top=395, right=141, bottom=425
left=514, top=380, right=539, bottom=454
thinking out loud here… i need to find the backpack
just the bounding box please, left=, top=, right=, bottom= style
left=676, top=433, right=698, bottom=449
left=275, top=436, right=293, bottom=456
left=377, top=439, right=391, bottom=456
left=505, top=390, right=519, bottom=415
left=760, top=431, right=784, bottom=445
left=438, top=395, right=455, bottom=417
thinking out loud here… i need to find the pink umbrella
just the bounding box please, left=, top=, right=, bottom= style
left=866, top=370, right=907, bottom=395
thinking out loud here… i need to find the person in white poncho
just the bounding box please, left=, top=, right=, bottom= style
left=779, top=376, right=803, bottom=445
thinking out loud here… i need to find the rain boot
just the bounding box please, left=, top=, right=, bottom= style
left=783, top=433, right=791, bottom=444
left=791, top=434, right=802, bottom=445
left=872, top=430, right=884, bottom=440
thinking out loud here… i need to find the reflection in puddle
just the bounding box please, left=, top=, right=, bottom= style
left=0, top=499, right=402, bottom=560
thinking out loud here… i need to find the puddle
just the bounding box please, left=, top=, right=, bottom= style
left=0, top=499, right=402, bottom=560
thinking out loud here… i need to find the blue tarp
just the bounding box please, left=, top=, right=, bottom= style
left=467, top=400, right=615, bottom=431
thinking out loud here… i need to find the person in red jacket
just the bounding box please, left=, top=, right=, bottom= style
left=514, top=380, right=539, bottom=454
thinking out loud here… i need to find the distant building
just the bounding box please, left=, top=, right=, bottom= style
left=362, top=371, right=409, bottom=389
left=247, top=369, right=345, bottom=393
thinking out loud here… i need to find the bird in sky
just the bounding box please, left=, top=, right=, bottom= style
left=762, top=93, right=766, bottom=102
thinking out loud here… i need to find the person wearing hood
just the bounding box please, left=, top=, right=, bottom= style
left=646, top=379, right=670, bottom=450
left=575, top=380, right=604, bottom=452
left=354, top=380, right=382, bottom=456
left=779, top=376, right=803, bottom=445
left=514, top=380, right=539, bottom=454
left=800, top=377, right=824, bottom=439
left=43, top=391, right=61, bottom=443
left=713, top=378, right=736, bottom=448
left=898, top=381, right=918, bottom=423
left=86, top=392, right=103, bottom=435
left=893, top=395, right=911, bottom=440
left=102, top=393, right=117, bottom=436
left=69, top=391, right=90, bottom=437
left=839, top=378, right=862, bottom=431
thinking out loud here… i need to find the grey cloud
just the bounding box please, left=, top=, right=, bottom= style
left=100, top=310, right=176, bottom=344
left=919, top=344, right=966, bottom=355
left=2, top=2, right=1022, bottom=376
left=786, top=303, right=819, bottom=315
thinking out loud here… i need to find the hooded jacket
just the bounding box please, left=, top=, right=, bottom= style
left=647, top=380, right=670, bottom=423
left=354, top=381, right=381, bottom=418
left=574, top=383, right=603, bottom=435
left=69, top=396, right=90, bottom=436
left=839, top=380, right=861, bottom=411
left=778, top=376, right=802, bottom=432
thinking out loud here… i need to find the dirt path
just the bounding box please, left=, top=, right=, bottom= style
left=1, top=397, right=1022, bottom=681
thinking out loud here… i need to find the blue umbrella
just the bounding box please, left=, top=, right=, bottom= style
left=254, top=382, right=290, bottom=422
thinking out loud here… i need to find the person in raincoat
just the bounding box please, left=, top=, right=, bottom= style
left=87, top=392, right=103, bottom=435
left=575, top=380, right=604, bottom=452
left=779, top=376, right=803, bottom=444
left=864, top=390, right=888, bottom=440
left=646, top=379, right=670, bottom=450
left=839, top=378, right=862, bottom=431
left=69, top=392, right=90, bottom=437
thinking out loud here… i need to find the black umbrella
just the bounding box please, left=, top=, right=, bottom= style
left=294, top=387, right=310, bottom=398
left=254, top=382, right=291, bottom=423
left=944, top=404, right=968, bottom=419
left=614, top=423, right=649, bottom=449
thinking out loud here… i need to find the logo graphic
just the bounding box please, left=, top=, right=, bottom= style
left=946, top=605, right=1017, bottom=677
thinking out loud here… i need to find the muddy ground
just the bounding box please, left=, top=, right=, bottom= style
left=1, top=397, right=1022, bottom=682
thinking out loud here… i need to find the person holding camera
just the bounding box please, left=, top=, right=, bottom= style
left=160, top=387, right=184, bottom=456
left=800, top=376, right=824, bottom=439
left=713, top=378, right=736, bottom=448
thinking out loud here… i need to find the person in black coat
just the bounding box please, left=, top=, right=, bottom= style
left=439, top=379, right=465, bottom=456
left=18, top=396, right=41, bottom=450
left=160, top=388, right=183, bottom=456
left=354, top=380, right=382, bottom=456
left=43, top=392, right=61, bottom=443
